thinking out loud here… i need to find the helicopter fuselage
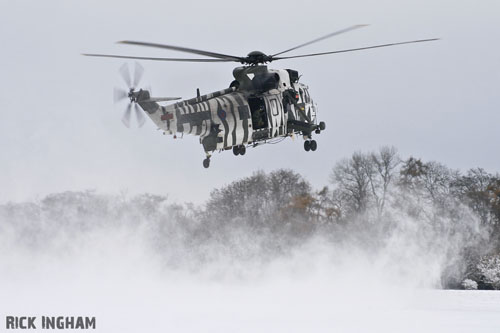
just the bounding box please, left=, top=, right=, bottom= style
left=138, top=66, right=321, bottom=157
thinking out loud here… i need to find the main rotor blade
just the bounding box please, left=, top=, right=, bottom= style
left=119, top=63, right=132, bottom=87
left=272, top=24, right=369, bottom=57
left=134, top=104, right=146, bottom=128
left=83, top=53, right=233, bottom=62
left=118, top=41, right=244, bottom=62
left=133, top=62, right=144, bottom=88
left=121, top=103, right=132, bottom=128
left=273, top=38, right=440, bottom=60
left=114, top=87, right=128, bottom=103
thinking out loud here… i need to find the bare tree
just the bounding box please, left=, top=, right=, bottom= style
left=367, top=146, right=400, bottom=216
left=330, top=147, right=400, bottom=218
left=453, top=168, right=500, bottom=226
left=422, top=162, right=458, bottom=207
left=330, top=152, right=371, bottom=216
left=205, top=169, right=312, bottom=231
left=399, top=157, right=428, bottom=189
left=308, top=186, right=342, bottom=223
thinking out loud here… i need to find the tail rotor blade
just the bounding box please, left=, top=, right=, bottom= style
left=133, top=62, right=144, bottom=88
left=121, top=103, right=132, bottom=128
left=114, top=87, right=128, bottom=103
left=134, top=104, right=146, bottom=127
left=119, top=63, right=132, bottom=87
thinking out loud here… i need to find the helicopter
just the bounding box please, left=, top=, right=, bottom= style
left=84, top=25, right=438, bottom=168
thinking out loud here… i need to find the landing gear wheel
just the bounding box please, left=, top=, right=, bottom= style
left=310, top=140, right=317, bottom=151
left=239, top=145, right=246, bottom=156
left=319, top=121, right=326, bottom=131
left=203, top=158, right=210, bottom=168
left=315, top=129, right=321, bottom=134
left=304, top=140, right=311, bottom=152
left=233, top=146, right=240, bottom=156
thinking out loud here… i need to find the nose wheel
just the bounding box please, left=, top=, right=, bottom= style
left=203, top=157, right=211, bottom=168
left=304, top=140, right=317, bottom=152
left=304, top=121, right=324, bottom=152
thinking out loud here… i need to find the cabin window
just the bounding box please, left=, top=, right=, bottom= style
left=271, top=99, right=279, bottom=116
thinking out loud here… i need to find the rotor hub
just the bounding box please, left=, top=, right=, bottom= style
left=128, top=88, right=137, bottom=102
left=245, top=51, right=273, bottom=65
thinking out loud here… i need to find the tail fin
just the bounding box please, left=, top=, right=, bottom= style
left=136, top=89, right=181, bottom=114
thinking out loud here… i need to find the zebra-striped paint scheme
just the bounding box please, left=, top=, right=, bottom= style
left=138, top=66, right=317, bottom=155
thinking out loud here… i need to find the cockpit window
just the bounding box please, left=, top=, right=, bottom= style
left=303, top=88, right=310, bottom=103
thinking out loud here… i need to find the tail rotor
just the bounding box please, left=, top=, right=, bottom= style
left=114, top=62, right=146, bottom=128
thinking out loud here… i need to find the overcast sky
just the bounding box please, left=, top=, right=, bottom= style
left=1, top=0, right=499, bottom=204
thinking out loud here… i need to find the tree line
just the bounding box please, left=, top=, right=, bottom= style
left=1, top=146, right=499, bottom=288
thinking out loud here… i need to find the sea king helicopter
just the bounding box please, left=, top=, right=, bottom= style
left=84, top=25, right=437, bottom=168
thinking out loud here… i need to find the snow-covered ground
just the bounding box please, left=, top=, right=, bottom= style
left=1, top=208, right=498, bottom=333
left=99, top=285, right=500, bottom=333
left=2, top=269, right=500, bottom=333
